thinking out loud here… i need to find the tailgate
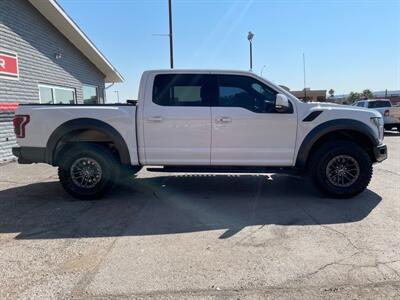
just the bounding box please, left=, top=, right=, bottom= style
left=390, top=107, right=400, bottom=119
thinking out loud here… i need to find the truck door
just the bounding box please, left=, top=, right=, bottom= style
left=211, top=74, right=297, bottom=166
left=142, top=74, right=212, bottom=165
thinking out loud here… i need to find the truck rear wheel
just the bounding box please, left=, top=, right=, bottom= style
left=58, top=144, right=119, bottom=200
left=310, top=140, right=372, bottom=198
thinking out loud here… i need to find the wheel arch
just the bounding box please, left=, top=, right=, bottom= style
left=46, top=118, right=131, bottom=165
left=295, top=119, right=379, bottom=170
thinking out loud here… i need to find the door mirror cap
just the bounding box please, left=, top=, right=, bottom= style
left=275, top=94, right=290, bottom=112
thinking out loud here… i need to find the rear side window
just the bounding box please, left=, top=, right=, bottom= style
left=368, top=100, right=391, bottom=108
left=216, top=75, right=284, bottom=113
left=153, top=74, right=211, bottom=106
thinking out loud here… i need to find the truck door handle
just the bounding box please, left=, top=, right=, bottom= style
left=147, top=116, right=163, bottom=122
left=215, top=116, right=232, bottom=123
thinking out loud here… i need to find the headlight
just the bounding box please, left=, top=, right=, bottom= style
left=371, top=117, right=384, bottom=142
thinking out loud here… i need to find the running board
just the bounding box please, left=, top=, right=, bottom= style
left=146, top=166, right=299, bottom=174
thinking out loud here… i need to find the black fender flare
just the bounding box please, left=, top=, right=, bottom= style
left=46, top=118, right=131, bottom=165
left=295, top=119, right=378, bottom=170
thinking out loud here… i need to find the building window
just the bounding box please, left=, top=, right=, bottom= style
left=83, top=85, right=99, bottom=104
left=38, top=84, right=76, bottom=104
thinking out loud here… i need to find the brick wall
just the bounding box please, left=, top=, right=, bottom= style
left=0, top=0, right=107, bottom=161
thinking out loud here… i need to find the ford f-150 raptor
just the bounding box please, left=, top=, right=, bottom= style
left=12, top=70, right=387, bottom=199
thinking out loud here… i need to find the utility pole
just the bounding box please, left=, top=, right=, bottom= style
left=168, top=0, right=174, bottom=69
left=303, top=53, right=307, bottom=101
left=152, top=0, right=174, bottom=68
left=248, top=31, right=254, bottom=71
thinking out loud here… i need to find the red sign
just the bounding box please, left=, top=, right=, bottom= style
left=0, top=50, right=19, bottom=79
left=0, top=102, right=19, bottom=111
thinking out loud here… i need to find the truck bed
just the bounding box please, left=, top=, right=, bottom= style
left=15, top=103, right=138, bottom=165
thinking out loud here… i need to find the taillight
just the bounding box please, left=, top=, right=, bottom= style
left=384, top=110, right=390, bottom=117
left=13, top=115, right=30, bottom=138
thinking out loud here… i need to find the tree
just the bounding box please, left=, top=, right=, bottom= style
left=328, top=89, right=335, bottom=98
left=348, top=92, right=361, bottom=104
left=362, top=89, right=373, bottom=99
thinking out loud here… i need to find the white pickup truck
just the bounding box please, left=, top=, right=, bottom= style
left=12, top=70, right=387, bottom=199
left=353, top=99, right=400, bottom=131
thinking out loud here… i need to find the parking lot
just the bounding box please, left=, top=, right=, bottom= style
left=0, top=133, right=399, bottom=299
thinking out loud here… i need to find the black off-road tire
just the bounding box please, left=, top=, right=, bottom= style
left=309, top=140, right=373, bottom=198
left=58, top=143, right=120, bottom=200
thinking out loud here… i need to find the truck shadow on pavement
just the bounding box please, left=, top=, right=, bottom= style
left=0, top=174, right=381, bottom=240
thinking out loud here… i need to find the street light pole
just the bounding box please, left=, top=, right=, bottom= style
left=168, top=0, right=174, bottom=69
left=250, top=42, right=253, bottom=71
left=247, top=31, right=254, bottom=71
left=303, top=53, right=307, bottom=101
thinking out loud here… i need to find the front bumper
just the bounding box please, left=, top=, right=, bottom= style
left=12, top=147, right=46, bottom=164
left=373, top=144, right=387, bottom=162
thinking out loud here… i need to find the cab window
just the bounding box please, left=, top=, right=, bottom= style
left=153, top=74, right=212, bottom=107
left=368, top=100, right=391, bottom=108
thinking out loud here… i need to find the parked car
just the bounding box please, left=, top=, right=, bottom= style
left=353, top=99, right=400, bottom=131
left=13, top=70, right=387, bottom=199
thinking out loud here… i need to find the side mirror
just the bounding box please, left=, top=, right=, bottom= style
left=275, top=93, right=290, bottom=112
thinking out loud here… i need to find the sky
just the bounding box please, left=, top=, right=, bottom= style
left=58, top=0, right=400, bottom=103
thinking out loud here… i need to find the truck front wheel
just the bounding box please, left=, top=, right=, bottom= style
left=310, top=140, right=373, bottom=198
left=58, top=144, right=119, bottom=200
